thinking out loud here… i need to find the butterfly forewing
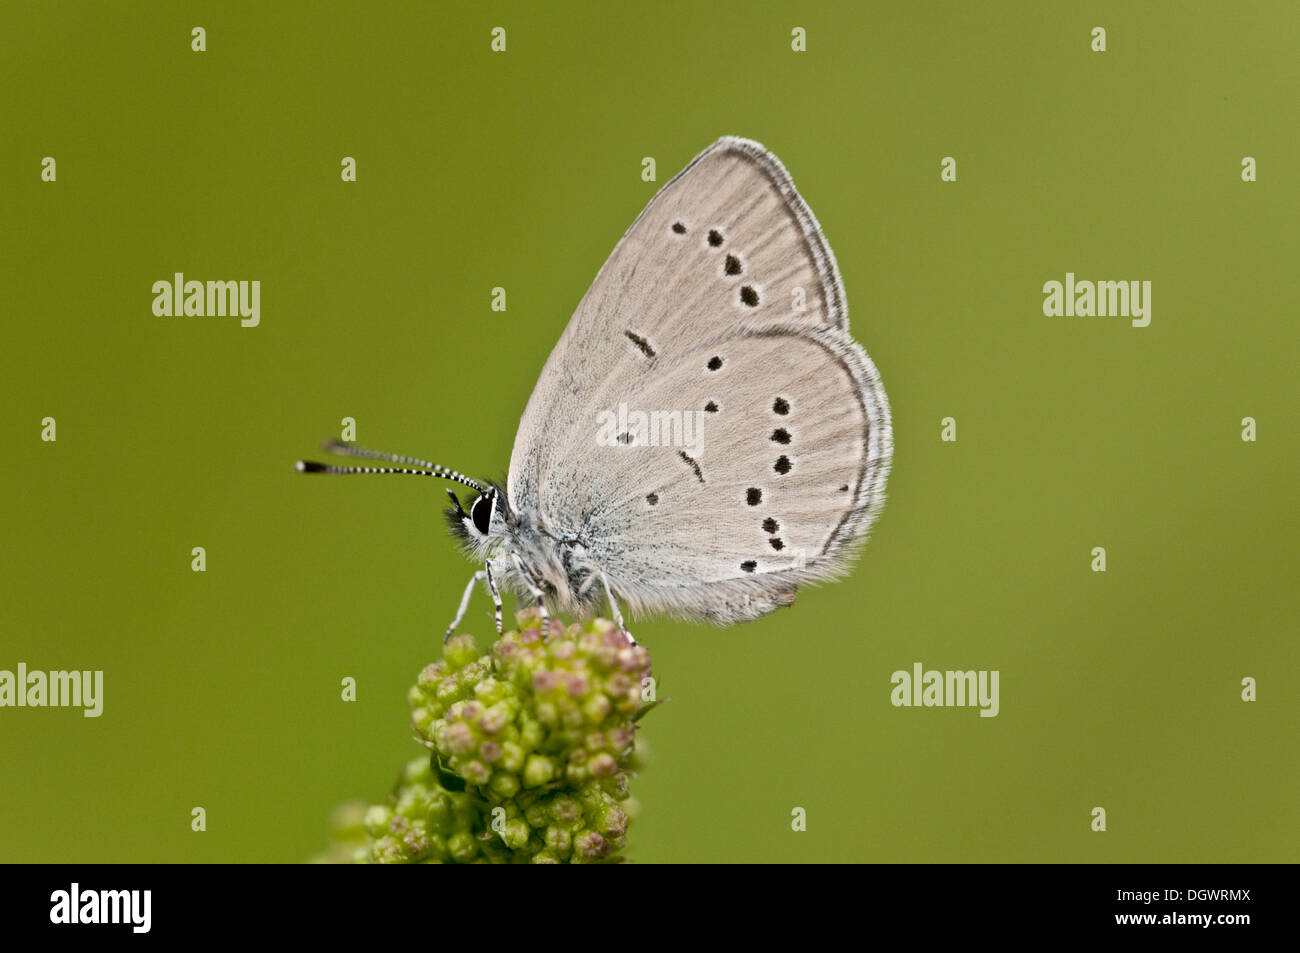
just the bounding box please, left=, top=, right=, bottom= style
left=509, top=137, right=850, bottom=513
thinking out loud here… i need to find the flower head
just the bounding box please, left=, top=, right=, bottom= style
left=329, top=611, right=657, bottom=864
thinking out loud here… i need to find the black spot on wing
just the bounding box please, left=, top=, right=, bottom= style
left=624, top=330, right=655, bottom=358
left=678, top=451, right=705, bottom=483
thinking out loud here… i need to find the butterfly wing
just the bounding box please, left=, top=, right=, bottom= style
left=509, top=137, right=851, bottom=512
left=569, top=322, right=891, bottom=623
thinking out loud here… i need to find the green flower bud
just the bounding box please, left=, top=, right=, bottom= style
left=446, top=831, right=477, bottom=863
left=523, top=754, right=555, bottom=788
left=502, top=818, right=531, bottom=850
left=489, top=770, right=520, bottom=799
left=364, top=805, right=393, bottom=838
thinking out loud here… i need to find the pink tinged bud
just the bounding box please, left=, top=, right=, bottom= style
left=373, top=836, right=405, bottom=863
left=566, top=673, right=589, bottom=698
left=590, top=753, right=618, bottom=778
left=600, top=806, right=628, bottom=837
left=462, top=760, right=491, bottom=785
left=608, top=674, right=632, bottom=697
left=443, top=722, right=475, bottom=756
left=479, top=705, right=508, bottom=734
left=605, top=772, right=630, bottom=799
left=551, top=797, right=581, bottom=826
left=461, top=701, right=483, bottom=721
left=575, top=830, right=609, bottom=860
left=532, top=670, right=557, bottom=692
left=545, top=825, right=572, bottom=854
left=403, top=829, right=430, bottom=856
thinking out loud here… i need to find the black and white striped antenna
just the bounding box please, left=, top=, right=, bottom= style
left=295, top=440, right=485, bottom=493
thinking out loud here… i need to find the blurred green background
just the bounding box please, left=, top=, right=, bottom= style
left=2, top=1, right=1297, bottom=863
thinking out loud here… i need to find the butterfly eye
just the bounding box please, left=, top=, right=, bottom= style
left=470, top=492, right=494, bottom=535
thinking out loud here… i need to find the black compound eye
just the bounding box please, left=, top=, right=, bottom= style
left=470, top=493, right=493, bottom=535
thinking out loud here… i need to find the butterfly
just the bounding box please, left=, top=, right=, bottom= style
left=298, top=137, right=893, bottom=644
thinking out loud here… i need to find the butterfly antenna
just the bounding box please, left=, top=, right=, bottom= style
left=296, top=440, right=485, bottom=492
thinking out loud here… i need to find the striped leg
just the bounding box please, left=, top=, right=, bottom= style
left=484, top=558, right=503, bottom=635
left=600, top=572, right=636, bottom=646
left=444, top=569, right=488, bottom=641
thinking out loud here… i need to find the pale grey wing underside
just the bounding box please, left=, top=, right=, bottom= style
left=508, top=137, right=850, bottom=513
left=566, top=323, right=891, bottom=623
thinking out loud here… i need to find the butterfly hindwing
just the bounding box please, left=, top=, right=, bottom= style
left=569, top=322, right=891, bottom=622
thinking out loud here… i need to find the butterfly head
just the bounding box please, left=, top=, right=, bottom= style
left=446, top=484, right=509, bottom=553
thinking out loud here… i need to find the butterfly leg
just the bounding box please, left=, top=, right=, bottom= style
left=599, top=572, right=637, bottom=646
left=484, top=558, right=503, bottom=635
left=444, top=569, right=488, bottom=642
left=510, top=553, right=549, bottom=634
